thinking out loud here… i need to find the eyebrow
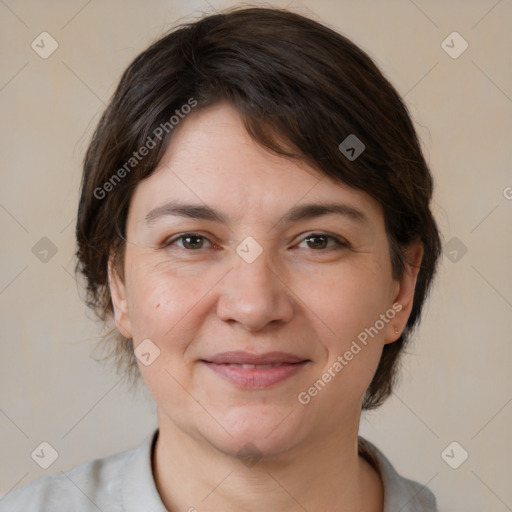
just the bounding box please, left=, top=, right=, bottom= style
left=144, top=201, right=368, bottom=226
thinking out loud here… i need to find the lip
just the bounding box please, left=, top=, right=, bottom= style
left=201, top=351, right=310, bottom=389
left=204, top=351, right=307, bottom=365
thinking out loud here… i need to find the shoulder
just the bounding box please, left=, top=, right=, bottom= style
left=358, top=436, right=438, bottom=512
left=0, top=432, right=158, bottom=512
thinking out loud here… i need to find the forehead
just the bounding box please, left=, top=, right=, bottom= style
left=129, top=103, right=384, bottom=228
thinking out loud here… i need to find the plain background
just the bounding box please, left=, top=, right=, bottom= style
left=1, top=0, right=511, bottom=510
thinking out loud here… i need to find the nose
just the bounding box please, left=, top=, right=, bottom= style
left=216, top=249, right=294, bottom=332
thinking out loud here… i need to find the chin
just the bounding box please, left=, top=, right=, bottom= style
left=198, top=405, right=307, bottom=460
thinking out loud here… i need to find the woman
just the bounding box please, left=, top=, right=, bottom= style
left=1, top=7, right=441, bottom=511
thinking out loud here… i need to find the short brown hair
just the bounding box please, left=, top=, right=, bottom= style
left=76, top=6, right=442, bottom=409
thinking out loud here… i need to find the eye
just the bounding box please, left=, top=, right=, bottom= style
left=297, top=233, right=348, bottom=250
left=164, top=233, right=214, bottom=250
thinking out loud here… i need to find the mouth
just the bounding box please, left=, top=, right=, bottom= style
left=200, top=351, right=311, bottom=389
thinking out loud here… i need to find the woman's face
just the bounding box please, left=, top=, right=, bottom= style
left=109, top=103, right=419, bottom=457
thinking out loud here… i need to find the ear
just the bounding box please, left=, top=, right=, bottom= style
left=108, top=252, right=133, bottom=339
left=384, top=242, right=423, bottom=344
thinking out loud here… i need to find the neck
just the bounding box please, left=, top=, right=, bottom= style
left=152, top=412, right=383, bottom=512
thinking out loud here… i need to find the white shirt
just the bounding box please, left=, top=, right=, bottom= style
left=0, top=430, right=437, bottom=511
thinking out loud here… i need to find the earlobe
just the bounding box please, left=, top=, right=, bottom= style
left=384, top=242, right=423, bottom=344
left=107, top=254, right=132, bottom=339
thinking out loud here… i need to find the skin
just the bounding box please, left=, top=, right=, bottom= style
left=109, top=103, right=423, bottom=512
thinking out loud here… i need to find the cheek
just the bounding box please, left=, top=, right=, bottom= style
left=298, top=259, right=393, bottom=335
left=126, top=268, right=197, bottom=342
left=123, top=255, right=228, bottom=360
left=295, top=260, right=392, bottom=395
left=125, top=266, right=204, bottom=399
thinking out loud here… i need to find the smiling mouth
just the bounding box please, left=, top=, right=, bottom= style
left=219, top=363, right=293, bottom=369
left=201, top=354, right=310, bottom=389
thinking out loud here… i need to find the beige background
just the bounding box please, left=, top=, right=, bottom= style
left=1, top=0, right=511, bottom=510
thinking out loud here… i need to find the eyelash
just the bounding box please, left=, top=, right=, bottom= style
left=162, top=232, right=350, bottom=251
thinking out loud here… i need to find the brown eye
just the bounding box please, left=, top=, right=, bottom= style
left=298, top=233, right=346, bottom=250
left=181, top=234, right=204, bottom=249
left=165, top=233, right=213, bottom=250
left=306, top=235, right=328, bottom=249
